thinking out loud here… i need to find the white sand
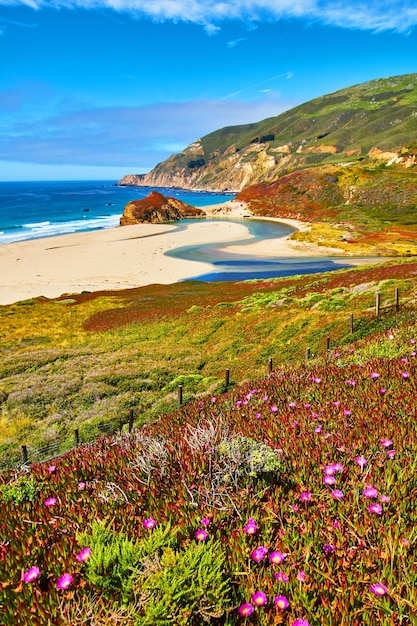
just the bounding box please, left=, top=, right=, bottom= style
left=0, top=200, right=353, bottom=306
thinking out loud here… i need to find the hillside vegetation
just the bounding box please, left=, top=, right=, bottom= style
left=121, top=74, right=417, bottom=191
left=1, top=258, right=417, bottom=623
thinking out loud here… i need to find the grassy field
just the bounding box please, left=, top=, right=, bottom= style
left=1, top=256, right=417, bottom=623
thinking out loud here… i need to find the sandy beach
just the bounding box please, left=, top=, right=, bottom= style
left=0, top=201, right=347, bottom=306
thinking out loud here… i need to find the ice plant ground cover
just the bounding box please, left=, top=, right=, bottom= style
left=1, top=331, right=417, bottom=624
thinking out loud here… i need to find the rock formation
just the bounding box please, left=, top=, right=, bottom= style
left=119, top=191, right=206, bottom=226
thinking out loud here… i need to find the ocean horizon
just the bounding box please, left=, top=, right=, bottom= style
left=0, top=180, right=235, bottom=246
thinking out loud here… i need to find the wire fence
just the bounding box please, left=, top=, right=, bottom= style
left=0, top=288, right=405, bottom=473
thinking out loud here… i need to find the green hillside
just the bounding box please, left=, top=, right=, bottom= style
left=124, top=74, right=417, bottom=191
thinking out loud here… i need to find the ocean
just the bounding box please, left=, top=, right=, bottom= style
left=0, top=180, right=234, bottom=245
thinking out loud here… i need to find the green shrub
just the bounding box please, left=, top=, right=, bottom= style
left=0, top=473, right=39, bottom=504
left=218, top=435, right=282, bottom=478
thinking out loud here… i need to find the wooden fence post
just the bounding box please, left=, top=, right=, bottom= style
left=395, top=287, right=399, bottom=312
left=350, top=313, right=354, bottom=334
left=268, top=357, right=273, bottom=374
left=177, top=385, right=183, bottom=409
left=74, top=429, right=80, bottom=447
left=224, top=368, right=230, bottom=390
left=376, top=291, right=381, bottom=317
left=21, top=445, right=28, bottom=464
left=128, top=408, right=134, bottom=433
left=326, top=336, right=331, bottom=350
left=306, top=347, right=311, bottom=360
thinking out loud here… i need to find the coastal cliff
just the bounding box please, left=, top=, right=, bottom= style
left=119, top=191, right=206, bottom=225
left=119, top=74, right=417, bottom=192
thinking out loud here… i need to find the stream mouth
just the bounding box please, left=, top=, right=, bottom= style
left=167, top=217, right=362, bottom=282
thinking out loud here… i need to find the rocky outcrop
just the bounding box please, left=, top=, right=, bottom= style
left=119, top=191, right=206, bottom=226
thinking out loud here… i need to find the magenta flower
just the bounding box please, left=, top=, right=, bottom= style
left=75, top=547, right=91, bottom=562
left=274, top=595, right=289, bottom=610
left=251, top=546, right=268, bottom=562
left=331, top=489, right=344, bottom=500
left=381, top=439, right=393, bottom=448
left=77, top=481, right=86, bottom=490
left=323, top=475, right=336, bottom=486
left=271, top=405, right=278, bottom=413
left=370, top=582, right=388, bottom=597
left=211, top=396, right=216, bottom=403
left=194, top=529, right=208, bottom=541
left=323, top=464, right=337, bottom=475
left=269, top=551, right=287, bottom=564
left=22, top=566, right=40, bottom=583
left=274, top=571, right=289, bottom=582
left=244, top=518, right=257, bottom=535
left=323, top=544, right=335, bottom=554
left=238, top=603, right=254, bottom=617
left=48, top=465, right=56, bottom=473
left=368, top=503, right=383, bottom=515
left=292, top=620, right=310, bottom=626
left=401, top=371, right=410, bottom=379
left=201, top=517, right=210, bottom=527
left=297, top=570, right=306, bottom=581
left=355, top=456, right=368, bottom=468
left=363, top=486, right=378, bottom=498
left=56, top=573, right=73, bottom=590
left=386, top=449, right=396, bottom=459
left=252, top=591, right=268, bottom=606
left=314, top=426, right=322, bottom=433
left=380, top=388, right=387, bottom=394
left=291, top=504, right=300, bottom=512
left=379, top=495, right=390, bottom=503
left=300, top=491, right=312, bottom=502
left=143, top=518, right=157, bottom=529
left=370, top=372, right=380, bottom=379
left=44, top=497, right=57, bottom=507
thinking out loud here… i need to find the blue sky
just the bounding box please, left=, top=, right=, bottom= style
left=0, top=1, right=416, bottom=181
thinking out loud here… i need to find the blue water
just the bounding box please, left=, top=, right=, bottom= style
left=0, top=180, right=234, bottom=245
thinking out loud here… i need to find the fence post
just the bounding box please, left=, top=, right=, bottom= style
left=74, top=429, right=80, bottom=447
left=306, top=347, right=311, bottom=360
left=21, top=445, right=28, bottom=464
left=376, top=291, right=381, bottom=317
left=395, top=287, right=399, bottom=312
left=177, top=385, right=183, bottom=409
left=268, top=357, right=273, bottom=374
left=224, top=368, right=230, bottom=390
left=128, top=408, right=134, bottom=433
left=350, top=313, right=354, bottom=334
left=326, top=336, right=331, bottom=351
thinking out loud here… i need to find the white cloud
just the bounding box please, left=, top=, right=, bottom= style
left=1, top=0, right=417, bottom=32
left=0, top=96, right=295, bottom=169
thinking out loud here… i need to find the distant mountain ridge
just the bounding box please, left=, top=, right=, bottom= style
left=119, top=74, right=417, bottom=191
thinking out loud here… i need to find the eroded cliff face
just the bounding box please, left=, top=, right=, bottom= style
left=119, top=191, right=205, bottom=225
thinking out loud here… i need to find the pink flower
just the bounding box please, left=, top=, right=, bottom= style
left=370, top=372, right=380, bottom=379
left=323, top=544, right=335, bottom=554
left=401, top=372, right=410, bottom=379
left=194, top=529, right=208, bottom=541
left=368, top=503, right=382, bottom=515
left=323, top=475, right=336, bottom=486
left=211, top=396, right=216, bottom=403
left=314, top=426, right=322, bottom=433
left=22, top=566, right=40, bottom=583
left=297, top=570, right=306, bottom=581
left=386, top=449, right=396, bottom=459
left=252, top=591, right=268, bottom=606
left=251, top=546, right=268, bottom=562
left=355, top=456, right=367, bottom=468
left=238, top=603, right=254, bottom=617
left=143, top=518, right=157, bottom=529
left=379, top=495, right=390, bottom=503
left=271, top=405, right=278, bottom=413
left=363, top=486, right=378, bottom=498
left=291, top=504, right=300, bottom=512
left=244, top=518, right=257, bottom=535
left=380, top=388, right=387, bottom=394
left=56, top=573, right=73, bottom=590
left=274, top=572, right=289, bottom=582
left=44, top=497, right=57, bottom=507
left=75, top=547, right=91, bottom=562
left=291, top=620, right=310, bottom=626
left=269, top=551, right=287, bottom=564
left=370, top=582, right=388, bottom=597
left=300, top=491, right=312, bottom=502
left=48, top=465, right=56, bottom=473
left=381, top=439, right=393, bottom=448
left=331, top=489, right=344, bottom=500
left=201, top=517, right=210, bottom=527
left=77, top=481, right=86, bottom=490
left=274, top=595, right=289, bottom=610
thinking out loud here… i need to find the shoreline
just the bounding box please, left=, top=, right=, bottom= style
left=0, top=201, right=382, bottom=306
